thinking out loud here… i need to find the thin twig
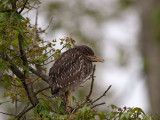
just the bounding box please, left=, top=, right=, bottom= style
left=35, top=86, right=50, bottom=95
left=22, top=2, right=37, bottom=15
left=38, top=17, right=53, bottom=33
left=39, top=59, right=55, bottom=66
left=71, top=65, right=96, bottom=113
left=86, top=65, right=96, bottom=102
left=91, top=85, right=112, bottom=104
left=0, top=111, right=16, bottom=116
left=0, top=9, right=13, bottom=12
left=18, top=0, right=28, bottom=14
left=91, top=102, right=106, bottom=109
left=0, top=100, right=11, bottom=105
left=34, top=6, right=39, bottom=41
left=29, top=66, right=50, bottom=83
left=41, top=93, right=53, bottom=98
left=17, top=105, right=34, bottom=119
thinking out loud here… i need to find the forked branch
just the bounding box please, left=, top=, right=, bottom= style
left=72, top=65, right=112, bottom=113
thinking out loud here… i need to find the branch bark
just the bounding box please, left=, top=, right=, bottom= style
left=29, top=66, right=50, bottom=83
left=18, top=34, right=39, bottom=107
left=18, top=0, right=28, bottom=14
left=86, top=65, right=96, bottom=102
left=17, top=106, right=34, bottom=120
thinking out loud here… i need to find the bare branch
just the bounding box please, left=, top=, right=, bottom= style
left=86, top=65, right=96, bottom=102
left=22, top=2, right=37, bottom=15
left=34, top=6, right=39, bottom=41
left=91, top=102, right=106, bottom=109
left=0, top=10, right=13, bottom=13
left=35, top=86, right=50, bottom=95
left=17, top=105, right=34, bottom=119
left=0, top=53, right=25, bottom=79
left=11, top=0, right=17, bottom=10
left=18, top=0, right=28, bottom=14
left=0, top=101, right=11, bottom=105
left=29, top=66, right=50, bottom=83
left=0, top=111, right=16, bottom=116
left=38, top=59, right=54, bottom=66
left=38, top=17, right=53, bottom=33
left=71, top=65, right=96, bottom=113
left=91, top=85, right=112, bottom=104
left=71, top=65, right=112, bottom=113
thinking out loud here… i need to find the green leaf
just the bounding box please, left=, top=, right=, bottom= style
left=34, top=100, right=51, bottom=118
left=13, top=13, right=24, bottom=20
left=55, top=98, right=65, bottom=114
left=133, top=107, right=146, bottom=115
left=22, top=65, right=29, bottom=77
left=110, top=104, right=118, bottom=110
left=107, top=111, right=116, bottom=119
left=65, top=44, right=71, bottom=49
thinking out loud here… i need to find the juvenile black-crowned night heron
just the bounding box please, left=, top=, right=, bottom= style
left=49, top=45, right=104, bottom=108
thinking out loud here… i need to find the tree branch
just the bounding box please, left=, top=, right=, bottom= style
left=35, top=86, right=50, bottom=95
left=29, top=66, right=50, bottom=83
left=17, top=105, right=34, bottom=120
left=18, top=34, right=39, bottom=107
left=71, top=66, right=112, bottom=113
left=86, top=65, right=96, bottom=102
left=34, top=6, right=39, bottom=41
left=11, top=0, right=17, bottom=10
left=91, top=85, right=112, bottom=104
left=91, top=102, right=105, bottom=109
left=0, top=111, right=16, bottom=116
left=0, top=53, right=25, bottom=79
left=18, top=0, right=28, bottom=14
left=0, top=9, right=13, bottom=13
left=0, top=100, right=11, bottom=105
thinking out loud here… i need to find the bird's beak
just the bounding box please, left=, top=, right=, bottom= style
left=86, top=55, right=104, bottom=62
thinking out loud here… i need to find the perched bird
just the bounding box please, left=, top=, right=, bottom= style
left=49, top=45, right=104, bottom=108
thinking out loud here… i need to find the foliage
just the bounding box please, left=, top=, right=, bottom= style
left=0, top=0, right=155, bottom=120
left=33, top=100, right=153, bottom=120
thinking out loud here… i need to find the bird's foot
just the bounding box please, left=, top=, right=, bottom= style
left=65, top=106, right=73, bottom=114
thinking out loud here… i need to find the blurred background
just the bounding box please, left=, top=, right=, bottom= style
left=1, top=0, right=160, bottom=119
left=32, top=0, right=160, bottom=115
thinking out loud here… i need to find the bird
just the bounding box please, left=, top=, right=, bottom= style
left=49, top=45, right=104, bottom=109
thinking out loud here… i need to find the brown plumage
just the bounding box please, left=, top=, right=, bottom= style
left=49, top=45, right=103, bottom=98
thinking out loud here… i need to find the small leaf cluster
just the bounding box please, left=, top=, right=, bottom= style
left=106, top=104, right=153, bottom=120
left=33, top=98, right=154, bottom=120
left=0, top=0, right=75, bottom=117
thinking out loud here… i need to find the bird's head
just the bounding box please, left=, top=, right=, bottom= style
left=76, top=45, right=104, bottom=62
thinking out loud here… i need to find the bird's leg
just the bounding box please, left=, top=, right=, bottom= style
left=68, top=90, right=73, bottom=107
left=65, top=91, right=69, bottom=111
left=65, top=90, right=73, bottom=112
